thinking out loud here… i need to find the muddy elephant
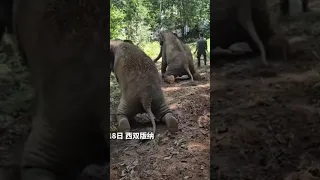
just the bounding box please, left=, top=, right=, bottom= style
left=211, top=0, right=289, bottom=66
left=0, top=0, right=110, bottom=180
left=280, top=0, right=309, bottom=16
left=110, top=40, right=178, bottom=134
left=153, top=30, right=201, bottom=83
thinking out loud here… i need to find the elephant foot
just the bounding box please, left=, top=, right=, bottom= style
left=162, top=113, right=178, bottom=133
left=193, top=73, right=201, bottom=81
left=164, top=75, right=175, bottom=84
left=117, top=115, right=131, bottom=132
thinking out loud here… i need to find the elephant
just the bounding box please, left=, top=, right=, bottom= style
left=110, top=39, right=179, bottom=134
left=123, top=39, right=133, bottom=44
left=153, top=30, right=201, bottom=84
left=280, top=0, right=309, bottom=16
left=0, top=0, right=110, bottom=179
left=211, top=0, right=289, bottom=66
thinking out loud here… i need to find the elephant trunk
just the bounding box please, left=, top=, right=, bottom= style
left=153, top=45, right=162, bottom=62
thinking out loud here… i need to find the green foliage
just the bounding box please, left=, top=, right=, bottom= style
left=110, top=4, right=126, bottom=39
left=141, top=41, right=161, bottom=59
left=110, top=0, right=210, bottom=42
left=0, top=38, right=33, bottom=126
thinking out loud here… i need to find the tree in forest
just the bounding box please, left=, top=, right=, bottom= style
left=110, top=0, right=210, bottom=44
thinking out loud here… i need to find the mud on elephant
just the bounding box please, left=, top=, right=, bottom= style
left=211, top=0, right=290, bottom=66
left=0, top=0, right=110, bottom=180
left=110, top=40, right=179, bottom=135
left=153, top=30, right=201, bottom=84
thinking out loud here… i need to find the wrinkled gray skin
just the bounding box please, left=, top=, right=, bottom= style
left=211, top=0, right=278, bottom=66
left=153, top=31, right=200, bottom=83
left=6, top=0, right=110, bottom=180
left=110, top=40, right=178, bottom=134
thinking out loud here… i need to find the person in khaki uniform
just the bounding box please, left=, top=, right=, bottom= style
left=194, top=33, right=208, bottom=67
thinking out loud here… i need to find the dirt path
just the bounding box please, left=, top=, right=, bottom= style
left=110, top=63, right=210, bottom=180
left=211, top=44, right=320, bottom=179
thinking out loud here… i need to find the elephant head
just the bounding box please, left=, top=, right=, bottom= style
left=153, top=30, right=174, bottom=62
left=110, top=39, right=133, bottom=74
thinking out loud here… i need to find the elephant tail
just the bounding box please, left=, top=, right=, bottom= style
left=153, top=45, right=162, bottom=63
left=141, top=93, right=157, bottom=135
left=145, top=107, right=156, bottom=135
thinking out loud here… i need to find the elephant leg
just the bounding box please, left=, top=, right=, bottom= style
left=116, top=98, right=131, bottom=132
left=161, top=47, right=167, bottom=75
left=247, top=38, right=263, bottom=56
left=161, top=113, right=178, bottom=134
left=161, top=59, right=167, bottom=76
left=238, top=4, right=268, bottom=66
left=151, top=94, right=178, bottom=134
left=163, top=74, right=175, bottom=84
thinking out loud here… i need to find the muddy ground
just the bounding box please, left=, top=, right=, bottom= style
left=211, top=5, right=320, bottom=180
left=110, top=61, right=210, bottom=180
left=0, top=36, right=210, bottom=179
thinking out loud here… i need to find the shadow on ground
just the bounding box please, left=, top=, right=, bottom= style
left=211, top=6, right=320, bottom=180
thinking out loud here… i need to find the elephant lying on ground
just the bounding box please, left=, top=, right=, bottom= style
left=110, top=40, right=178, bottom=134
left=211, top=0, right=289, bottom=66
left=0, top=0, right=110, bottom=179
left=153, top=30, right=201, bottom=84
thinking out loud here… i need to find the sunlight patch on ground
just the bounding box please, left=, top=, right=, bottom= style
left=200, top=94, right=210, bottom=99
left=196, top=83, right=210, bottom=88
left=169, top=103, right=179, bottom=110
left=162, top=86, right=181, bottom=92
left=187, top=142, right=209, bottom=152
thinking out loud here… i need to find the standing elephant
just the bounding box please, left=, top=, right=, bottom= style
left=153, top=30, right=201, bottom=84
left=110, top=40, right=178, bottom=134
left=211, top=0, right=289, bottom=66
left=280, top=0, right=309, bottom=16
left=1, top=0, right=110, bottom=180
